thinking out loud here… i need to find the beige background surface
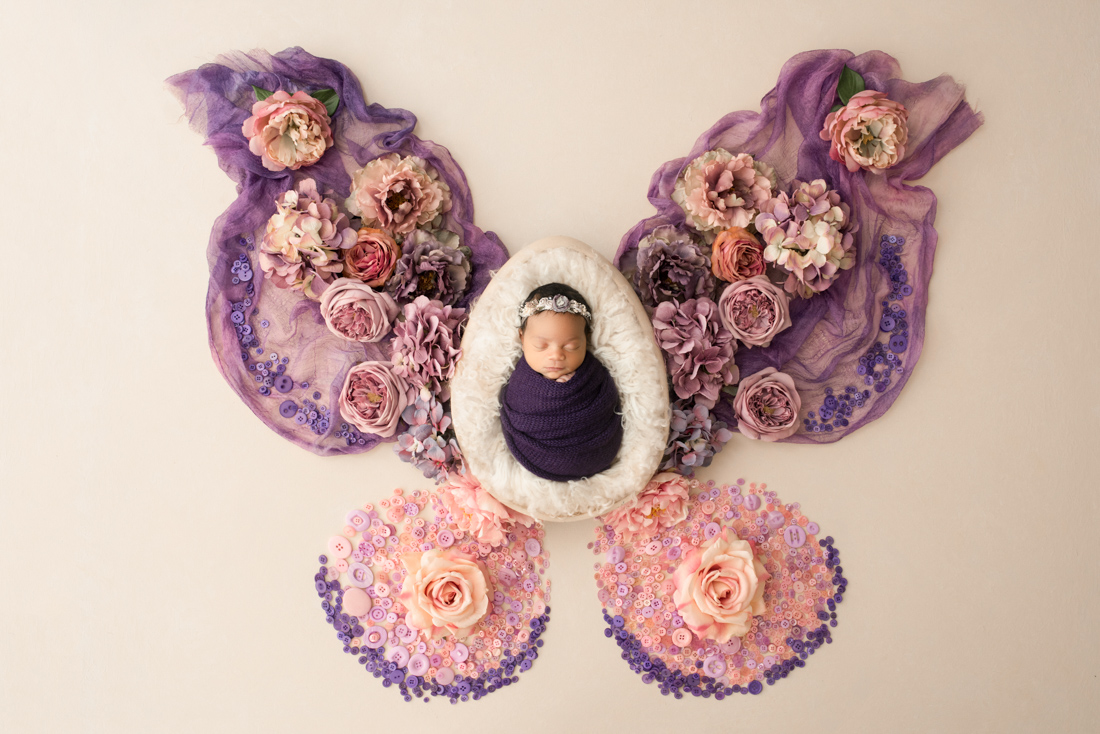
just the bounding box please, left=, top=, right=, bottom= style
left=2, top=1, right=1098, bottom=732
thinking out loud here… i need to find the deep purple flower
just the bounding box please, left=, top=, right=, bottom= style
left=652, top=298, right=738, bottom=409
left=632, top=226, right=715, bottom=310
left=386, top=229, right=472, bottom=306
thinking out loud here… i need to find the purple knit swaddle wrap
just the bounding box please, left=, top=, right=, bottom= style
left=500, top=353, right=623, bottom=482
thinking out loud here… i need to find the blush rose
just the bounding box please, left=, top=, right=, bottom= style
left=398, top=548, right=490, bottom=639
left=241, top=90, right=333, bottom=172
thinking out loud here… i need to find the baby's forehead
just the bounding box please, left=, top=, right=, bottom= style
left=522, top=311, right=586, bottom=339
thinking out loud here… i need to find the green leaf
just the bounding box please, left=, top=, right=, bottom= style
left=251, top=85, right=274, bottom=101
left=311, top=88, right=339, bottom=117
left=830, top=103, right=844, bottom=113
left=836, top=65, right=865, bottom=105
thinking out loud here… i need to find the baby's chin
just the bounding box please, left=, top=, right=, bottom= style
left=538, top=367, right=573, bottom=381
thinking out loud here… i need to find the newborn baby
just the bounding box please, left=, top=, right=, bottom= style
left=499, top=283, right=624, bottom=482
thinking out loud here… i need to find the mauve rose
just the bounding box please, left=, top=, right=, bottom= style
left=711, top=227, right=766, bottom=283
left=732, top=367, right=801, bottom=441
left=343, top=227, right=400, bottom=286
left=319, top=278, right=399, bottom=343
left=717, top=276, right=792, bottom=348
left=241, top=90, right=333, bottom=172
left=346, top=153, right=452, bottom=235
left=397, top=548, right=490, bottom=639
left=820, top=89, right=909, bottom=173
left=438, top=472, right=534, bottom=547
left=672, top=149, right=776, bottom=235
left=601, top=472, right=691, bottom=539
left=672, top=527, right=770, bottom=643
left=338, top=361, right=413, bottom=438
left=652, top=298, right=738, bottom=409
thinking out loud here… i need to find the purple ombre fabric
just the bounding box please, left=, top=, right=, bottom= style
left=615, top=50, right=983, bottom=443
left=169, top=48, right=508, bottom=455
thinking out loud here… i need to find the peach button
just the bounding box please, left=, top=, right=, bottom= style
left=671, top=628, right=693, bottom=647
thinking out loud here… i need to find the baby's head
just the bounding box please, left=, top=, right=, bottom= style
left=518, top=283, right=592, bottom=380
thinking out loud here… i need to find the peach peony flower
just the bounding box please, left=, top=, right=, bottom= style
left=711, top=227, right=766, bottom=283
left=672, top=528, right=770, bottom=643
left=601, top=472, right=691, bottom=539
left=346, top=154, right=452, bottom=235
left=319, top=279, right=399, bottom=343
left=398, top=548, right=490, bottom=639
left=242, top=90, right=333, bottom=172
left=438, top=472, right=534, bottom=547
left=343, top=227, right=401, bottom=286
left=820, top=90, right=909, bottom=173
left=672, top=150, right=776, bottom=236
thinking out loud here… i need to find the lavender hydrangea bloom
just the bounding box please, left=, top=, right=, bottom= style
left=386, top=229, right=472, bottom=306
left=652, top=297, right=739, bottom=409
left=631, top=226, right=715, bottom=310
left=390, top=295, right=466, bottom=402
left=661, top=398, right=734, bottom=476
left=394, top=394, right=464, bottom=482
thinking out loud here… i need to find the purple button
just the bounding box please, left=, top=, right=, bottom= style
left=369, top=607, right=387, bottom=622
left=805, top=521, right=820, bottom=535
left=230, top=311, right=244, bottom=324
left=666, top=546, right=682, bottom=560
left=743, top=495, right=761, bottom=511
left=524, top=538, right=541, bottom=556
left=889, top=334, right=908, bottom=353
left=730, top=494, right=744, bottom=506
left=274, top=375, right=294, bottom=394
left=880, top=316, right=896, bottom=332
left=766, top=511, right=785, bottom=529
left=783, top=525, right=807, bottom=548
left=607, top=546, right=625, bottom=564
left=704, top=522, right=721, bottom=540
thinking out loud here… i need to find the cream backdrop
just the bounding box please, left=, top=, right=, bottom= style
left=2, top=1, right=1097, bottom=732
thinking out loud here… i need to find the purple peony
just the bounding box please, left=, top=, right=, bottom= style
left=661, top=398, right=734, bottom=476
left=385, top=229, right=472, bottom=306
left=390, top=295, right=467, bottom=402
left=732, top=367, right=802, bottom=441
left=652, top=298, right=739, bottom=409
left=632, top=226, right=715, bottom=310
left=394, top=394, right=464, bottom=483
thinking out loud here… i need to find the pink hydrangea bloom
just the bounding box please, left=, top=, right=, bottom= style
left=390, top=295, right=466, bottom=402
left=672, top=149, right=776, bottom=236
left=241, top=90, right=333, bottom=172
left=346, top=154, right=452, bottom=235
left=438, top=472, right=534, bottom=548
left=601, top=472, right=691, bottom=539
left=652, top=298, right=738, bottom=409
left=820, top=90, right=909, bottom=173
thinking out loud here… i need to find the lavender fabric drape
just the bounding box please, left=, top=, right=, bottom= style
left=615, top=49, right=983, bottom=443
left=168, top=48, right=508, bottom=455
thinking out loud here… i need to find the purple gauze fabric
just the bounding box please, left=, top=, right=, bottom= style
left=168, top=48, right=509, bottom=456
left=500, top=353, right=624, bottom=482
left=615, top=49, right=983, bottom=443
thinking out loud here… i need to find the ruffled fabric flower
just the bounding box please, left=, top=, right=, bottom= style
left=632, top=226, right=715, bottom=310
left=397, top=548, right=490, bottom=639
left=438, top=472, right=535, bottom=548
left=394, top=394, right=463, bottom=483
left=732, top=367, right=801, bottom=441
left=390, top=295, right=466, bottom=402
left=672, top=527, right=770, bottom=643
left=241, top=90, right=333, bottom=172
left=754, top=180, right=856, bottom=298
left=661, top=398, right=734, bottom=476
left=652, top=298, right=738, bottom=409
left=338, top=361, right=413, bottom=438
left=601, top=472, right=691, bottom=539
left=386, top=229, right=472, bottom=306
left=343, top=227, right=400, bottom=286
left=672, top=149, right=776, bottom=235
left=711, top=227, right=766, bottom=283
left=319, top=278, right=399, bottom=343
left=717, top=276, right=792, bottom=348
left=346, top=153, right=452, bottom=235
left=258, top=179, right=356, bottom=300
left=820, top=90, right=909, bottom=173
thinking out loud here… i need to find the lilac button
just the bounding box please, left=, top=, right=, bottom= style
left=451, top=643, right=469, bottom=662
left=346, top=563, right=374, bottom=588
left=666, top=546, right=682, bottom=560
left=783, top=525, right=807, bottom=548
left=369, top=607, right=387, bottom=622
left=436, top=530, right=454, bottom=548
left=704, top=522, right=721, bottom=540
left=743, top=494, right=761, bottom=511
left=702, top=655, right=727, bottom=677
left=766, top=511, right=786, bottom=529
left=435, top=667, right=455, bottom=685
left=362, top=625, right=387, bottom=649
left=273, top=375, right=294, bottom=394
left=387, top=646, right=410, bottom=667
left=278, top=400, right=298, bottom=418
left=720, top=637, right=741, bottom=654
left=408, top=653, right=430, bottom=675
left=607, top=546, right=625, bottom=565
left=806, top=521, right=820, bottom=535
left=525, top=538, right=541, bottom=556
left=730, top=494, right=744, bottom=506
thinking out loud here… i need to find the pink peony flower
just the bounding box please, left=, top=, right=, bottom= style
left=672, top=527, right=770, bottom=643
left=390, top=295, right=466, bottom=402
left=241, top=90, right=333, bottom=172
left=601, top=472, right=691, bottom=539
left=343, top=227, right=401, bottom=286
left=717, top=276, right=792, bottom=348
left=711, top=227, right=766, bottom=283
left=319, top=278, right=399, bottom=342
left=338, top=361, right=414, bottom=438
left=397, top=548, right=490, bottom=639
left=672, top=149, right=776, bottom=236
left=732, top=367, right=801, bottom=441
left=438, top=472, right=534, bottom=548
left=652, top=298, right=739, bottom=409
left=820, top=90, right=909, bottom=173
left=346, top=154, right=452, bottom=235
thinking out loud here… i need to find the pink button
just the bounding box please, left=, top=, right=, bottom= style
left=806, top=521, right=820, bottom=535
left=387, top=646, right=410, bottom=667
left=743, top=495, right=761, bottom=511
left=450, top=643, right=469, bottom=662
left=408, top=653, right=430, bottom=675
left=374, top=583, right=390, bottom=598
left=644, top=540, right=662, bottom=555
left=720, top=637, right=741, bottom=654
left=435, top=666, right=455, bottom=685
left=437, top=530, right=454, bottom=548
left=334, top=559, right=349, bottom=573
left=671, top=628, right=693, bottom=647
left=342, top=587, right=372, bottom=617
left=327, top=536, right=353, bottom=559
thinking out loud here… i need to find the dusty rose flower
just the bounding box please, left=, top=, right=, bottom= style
left=438, top=472, right=534, bottom=547
left=755, top=179, right=856, bottom=299
left=711, top=227, right=766, bottom=282
left=673, top=149, right=776, bottom=235
left=390, top=295, right=466, bottom=402
left=601, top=472, right=691, bottom=539
left=241, top=90, right=333, bottom=172
left=632, top=226, right=715, bottom=310
left=386, top=229, right=472, bottom=306
left=258, top=179, right=356, bottom=300
left=732, top=367, right=801, bottom=441
left=652, top=298, right=738, bottom=409
left=343, top=227, right=400, bottom=286
left=346, top=153, right=452, bottom=235
left=319, top=278, right=399, bottom=342
left=398, top=548, right=490, bottom=639
left=717, top=276, right=792, bottom=348
left=672, top=527, right=770, bottom=643
left=395, top=394, right=464, bottom=483
left=338, top=361, right=413, bottom=438
left=820, top=90, right=909, bottom=173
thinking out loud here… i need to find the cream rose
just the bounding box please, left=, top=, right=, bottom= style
left=398, top=548, right=490, bottom=639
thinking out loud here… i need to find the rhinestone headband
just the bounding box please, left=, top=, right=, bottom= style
left=518, top=294, right=592, bottom=324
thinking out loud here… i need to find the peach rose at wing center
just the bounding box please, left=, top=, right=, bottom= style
left=671, top=529, right=769, bottom=642
left=711, top=227, right=766, bottom=282
left=398, top=548, right=490, bottom=639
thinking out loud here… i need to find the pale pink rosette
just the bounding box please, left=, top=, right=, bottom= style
left=732, top=367, right=801, bottom=441
left=343, top=227, right=401, bottom=286
left=241, top=90, right=333, bottom=172
left=398, top=548, right=490, bottom=639
left=438, top=472, right=534, bottom=548
left=601, top=472, right=690, bottom=539
left=319, top=279, right=399, bottom=343
left=672, top=149, right=776, bottom=235
left=346, top=154, right=452, bottom=235
left=717, top=276, right=792, bottom=348
left=711, top=227, right=766, bottom=283
left=338, top=361, right=413, bottom=438
left=820, top=89, right=909, bottom=173
left=672, top=528, right=770, bottom=643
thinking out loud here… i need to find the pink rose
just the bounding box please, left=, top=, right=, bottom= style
left=672, top=149, right=776, bottom=235
left=343, top=227, right=400, bottom=286
left=438, top=472, right=534, bottom=547
left=732, top=367, right=801, bottom=441
left=346, top=154, right=452, bottom=235
left=820, top=89, right=909, bottom=173
left=672, top=527, right=770, bottom=643
left=711, top=227, right=766, bottom=283
left=601, top=472, right=690, bottom=539
left=398, top=548, right=490, bottom=639
left=319, top=279, right=399, bottom=343
left=338, top=361, right=413, bottom=438
left=241, top=90, right=333, bottom=172
left=717, top=276, right=792, bottom=348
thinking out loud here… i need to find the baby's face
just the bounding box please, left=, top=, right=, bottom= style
left=520, top=311, right=587, bottom=380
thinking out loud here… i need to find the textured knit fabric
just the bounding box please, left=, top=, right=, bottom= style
left=500, top=352, right=623, bottom=482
